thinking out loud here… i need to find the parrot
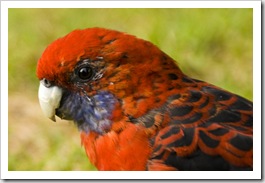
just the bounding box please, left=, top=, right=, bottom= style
left=37, top=27, right=253, bottom=171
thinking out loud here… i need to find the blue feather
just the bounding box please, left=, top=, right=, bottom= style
left=56, top=90, right=117, bottom=134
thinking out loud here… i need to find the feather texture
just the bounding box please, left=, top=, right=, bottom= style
left=37, top=28, right=253, bottom=170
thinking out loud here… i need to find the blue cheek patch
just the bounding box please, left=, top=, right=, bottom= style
left=56, top=91, right=117, bottom=134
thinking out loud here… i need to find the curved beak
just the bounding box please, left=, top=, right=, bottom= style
left=38, top=81, right=63, bottom=122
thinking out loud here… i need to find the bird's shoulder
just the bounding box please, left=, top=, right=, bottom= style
left=145, top=77, right=253, bottom=170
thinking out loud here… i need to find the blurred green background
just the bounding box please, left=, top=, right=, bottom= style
left=8, top=8, right=253, bottom=171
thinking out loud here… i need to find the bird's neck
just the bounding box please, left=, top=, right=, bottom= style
left=80, top=122, right=152, bottom=170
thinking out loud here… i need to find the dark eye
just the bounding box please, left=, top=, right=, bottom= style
left=77, top=66, right=94, bottom=80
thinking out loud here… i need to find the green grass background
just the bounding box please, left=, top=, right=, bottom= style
left=8, top=8, right=253, bottom=171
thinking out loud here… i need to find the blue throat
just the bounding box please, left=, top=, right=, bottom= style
left=56, top=90, right=117, bottom=134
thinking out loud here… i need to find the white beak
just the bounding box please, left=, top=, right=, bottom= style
left=38, top=81, right=63, bottom=122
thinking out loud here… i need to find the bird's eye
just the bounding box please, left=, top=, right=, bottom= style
left=77, top=66, right=94, bottom=81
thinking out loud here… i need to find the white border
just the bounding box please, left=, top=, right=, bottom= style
left=1, top=0, right=261, bottom=180
left=0, top=0, right=261, bottom=8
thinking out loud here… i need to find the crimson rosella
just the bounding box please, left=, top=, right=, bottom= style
left=37, top=28, right=253, bottom=171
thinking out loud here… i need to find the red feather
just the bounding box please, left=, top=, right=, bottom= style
left=37, top=28, right=253, bottom=170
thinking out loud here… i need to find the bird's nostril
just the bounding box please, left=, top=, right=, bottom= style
left=42, top=78, right=52, bottom=88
